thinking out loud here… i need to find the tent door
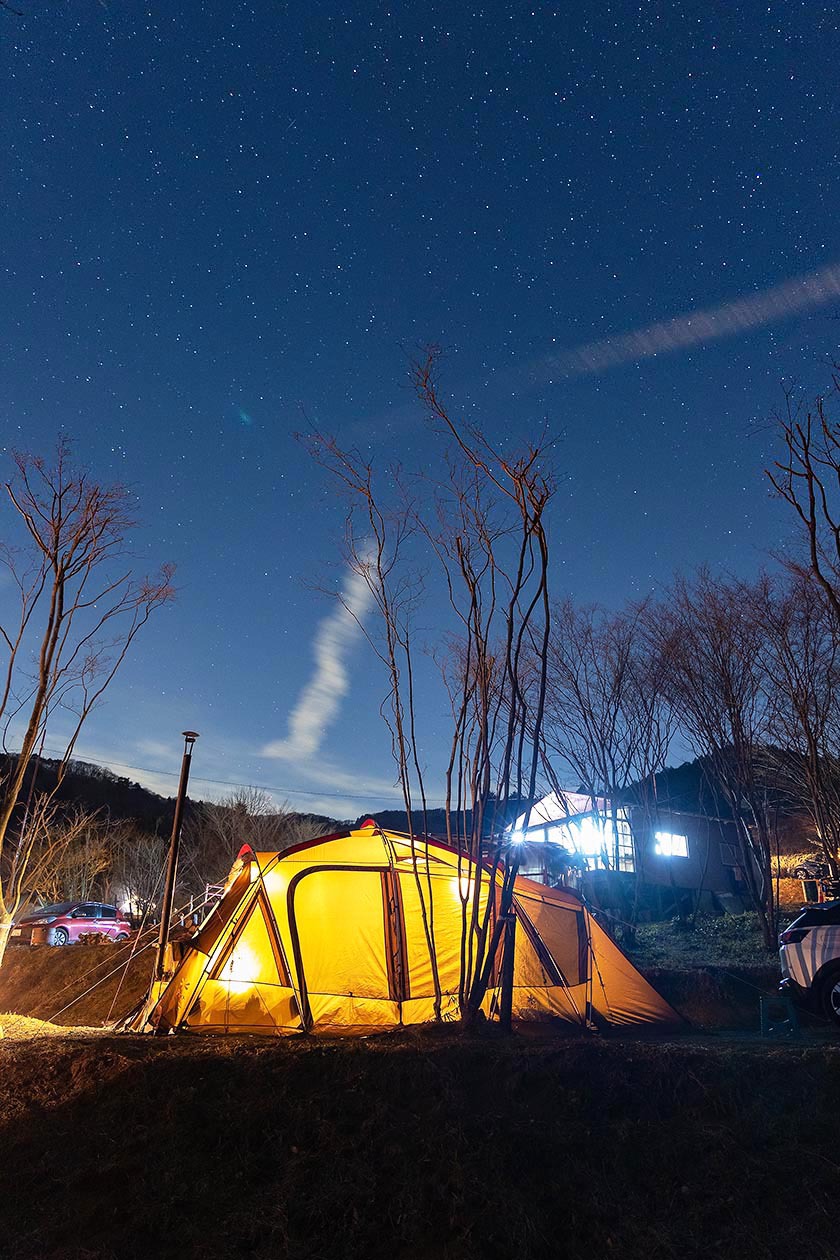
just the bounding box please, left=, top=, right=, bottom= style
left=288, top=865, right=400, bottom=1031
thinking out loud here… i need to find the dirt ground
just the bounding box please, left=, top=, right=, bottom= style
left=0, top=1028, right=838, bottom=1260
left=0, top=941, right=836, bottom=1259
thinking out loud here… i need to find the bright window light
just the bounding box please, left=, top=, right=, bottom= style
left=655, top=831, right=689, bottom=858
left=574, top=816, right=607, bottom=857
left=509, top=830, right=525, bottom=844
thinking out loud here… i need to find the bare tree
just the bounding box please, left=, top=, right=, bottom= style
left=756, top=573, right=840, bottom=874
left=302, top=433, right=446, bottom=1020
left=541, top=601, right=673, bottom=857
left=647, top=572, right=778, bottom=946
left=182, top=787, right=331, bottom=889
left=33, top=807, right=112, bottom=905
left=304, top=348, right=554, bottom=1028
left=538, top=600, right=673, bottom=938
left=1, top=797, right=107, bottom=918
left=109, top=822, right=169, bottom=921
left=0, top=440, right=174, bottom=965
left=766, top=379, right=840, bottom=621
left=416, top=439, right=553, bottom=1023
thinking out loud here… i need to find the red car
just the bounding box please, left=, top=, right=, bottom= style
left=11, top=901, right=132, bottom=946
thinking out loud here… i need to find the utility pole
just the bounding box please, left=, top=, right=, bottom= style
left=154, top=731, right=199, bottom=982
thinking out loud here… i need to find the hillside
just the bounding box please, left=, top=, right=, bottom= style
left=0, top=753, right=340, bottom=838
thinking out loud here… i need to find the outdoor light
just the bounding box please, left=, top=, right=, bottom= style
left=573, top=816, right=607, bottom=857
left=654, top=831, right=689, bottom=858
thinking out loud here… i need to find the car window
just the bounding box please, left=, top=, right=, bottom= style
left=797, top=902, right=840, bottom=928
left=98, top=906, right=118, bottom=919
left=77, top=904, right=99, bottom=918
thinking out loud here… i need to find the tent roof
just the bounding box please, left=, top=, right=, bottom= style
left=513, top=791, right=613, bottom=833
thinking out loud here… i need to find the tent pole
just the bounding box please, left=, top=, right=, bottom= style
left=153, top=731, right=199, bottom=985
left=499, top=913, right=517, bottom=1032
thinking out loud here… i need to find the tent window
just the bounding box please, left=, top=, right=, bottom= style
left=210, top=895, right=289, bottom=987
left=514, top=895, right=585, bottom=989
left=291, top=868, right=391, bottom=1000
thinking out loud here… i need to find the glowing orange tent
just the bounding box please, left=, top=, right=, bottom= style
left=129, top=822, right=679, bottom=1035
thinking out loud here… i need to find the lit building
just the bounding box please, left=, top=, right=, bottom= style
left=510, top=790, right=751, bottom=916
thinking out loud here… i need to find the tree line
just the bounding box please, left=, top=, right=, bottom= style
left=2, top=362, right=840, bottom=1005
left=307, top=354, right=840, bottom=1001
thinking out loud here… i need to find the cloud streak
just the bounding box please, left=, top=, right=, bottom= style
left=262, top=561, right=373, bottom=763
left=539, top=261, right=840, bottom=380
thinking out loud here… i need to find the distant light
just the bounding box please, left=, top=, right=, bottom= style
left=654, top=831, right=689, bottom=858
left=510, top=830, right=525, bottom=844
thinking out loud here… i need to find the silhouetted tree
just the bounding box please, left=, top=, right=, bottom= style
left=646, top=572, right=778, bottom=946
left=305, top=348, right=554, bottom=1027
left=0, top=440, right=174, bottom=965
left=767, top=378, right=840, bottom=621
left=182, top=787, right=331, bottom=889
left=756, top=573, right=840, bottom=874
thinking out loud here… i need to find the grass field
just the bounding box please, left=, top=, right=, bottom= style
left=627, top=912, right=777, bottom=968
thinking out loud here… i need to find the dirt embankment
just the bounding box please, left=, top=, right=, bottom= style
left=0, top=939, right=153, bottom=1027
left=645, top=964, right=783, bottom=1029
left=0, top=1033, right=838, bottom=1260
left=0, top=943, right=788, bottom=1033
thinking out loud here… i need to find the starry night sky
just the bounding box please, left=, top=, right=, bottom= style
left=2, top=3, right=839, bottom=815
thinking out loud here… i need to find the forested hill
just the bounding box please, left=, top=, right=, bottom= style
left=0, top=754, right=177, bottom=830
left=3, top=753, right=776, bottom=840
left=0, top=754, right=343, bottom=837
left=358, top=800, right=529, bottom=838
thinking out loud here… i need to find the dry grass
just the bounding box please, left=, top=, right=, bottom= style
left=0, top=1013, right=86, bottom=1039
left=629, top=912, right=777, bottom=967
left=772, top=848, right=822, bottom=878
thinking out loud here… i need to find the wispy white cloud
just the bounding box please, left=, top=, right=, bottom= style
left=262, top=560, right=373, bottom=764
left=539, top=261, right=840, bottom=380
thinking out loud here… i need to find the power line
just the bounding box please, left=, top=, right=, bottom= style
left=38, top=746, right=429, bottom=806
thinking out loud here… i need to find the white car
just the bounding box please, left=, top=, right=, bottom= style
left=780, top=900, right=840, bottom=1026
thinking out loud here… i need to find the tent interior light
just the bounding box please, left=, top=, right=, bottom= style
left=224, top=942, right=260, bottom=988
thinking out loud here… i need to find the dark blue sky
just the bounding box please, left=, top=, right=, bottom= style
left=2, top=3, right=839, bottom=814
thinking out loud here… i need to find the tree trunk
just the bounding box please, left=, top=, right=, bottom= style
left=0, top=915, right=14, bottom=972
